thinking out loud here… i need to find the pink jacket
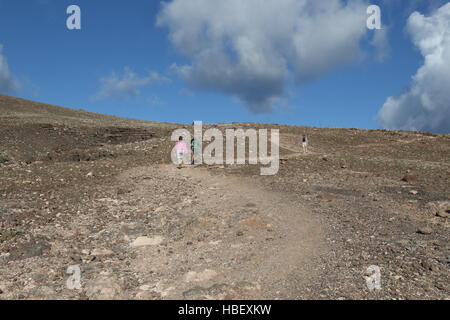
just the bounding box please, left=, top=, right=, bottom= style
left=175, top=141, right=189, bottom=153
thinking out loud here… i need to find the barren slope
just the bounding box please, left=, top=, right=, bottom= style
left=0, top=96, right=449, bottom=300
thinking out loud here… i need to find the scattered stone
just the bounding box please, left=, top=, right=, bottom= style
left=184, top=270, right=218, bottom=283
left=131, top=236, right=164, bottom=247
left=425, top=201, right=450, bottom=217
left=436, top=208, right=450, bottom=218
left=417, top=227, right=433, bottom=235
left=402, top=174, right=418, bottom=184
left=86, top=172, right=94, bottom=177
left=1, top=118, right=449, bottom=301
left=318, top=193, right=337, bottom=201
left=409, top=190, right=419, bottom=195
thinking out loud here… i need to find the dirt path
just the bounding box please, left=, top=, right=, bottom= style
left=0, top=136, right=325, bottom=300
left=111, top=164, right=325, bottom=299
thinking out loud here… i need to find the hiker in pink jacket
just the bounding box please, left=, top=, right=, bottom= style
left=175, top=136, right=189, bottom=169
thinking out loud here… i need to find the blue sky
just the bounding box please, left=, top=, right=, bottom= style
left=0, top=0, right=449, bottom=132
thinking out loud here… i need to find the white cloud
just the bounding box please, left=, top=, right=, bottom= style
left=380, top=0, right=449, bottom=17
left=0, top=44, right=20, bottom=93
left=157, top=0, right=370, bottom=113
left=377, top=3, right=450, bottom=133
left=93, top=67, right=169, bottom=101
left=371, top=27, right=390, bottom=62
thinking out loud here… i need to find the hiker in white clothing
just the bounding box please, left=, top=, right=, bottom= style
left=301, top=135, right=308, bottom=154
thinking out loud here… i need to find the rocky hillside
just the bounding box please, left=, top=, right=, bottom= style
left=0, top=95, right=449, bottom=300
left=0, top=94, right=178, bottom=164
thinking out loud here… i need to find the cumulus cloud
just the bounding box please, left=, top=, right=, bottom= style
left=377, top=3, right=450, bottom=133
left=93, top=67, right=169, bottom=101
left=157, top=0, right=370, bottom=113
left=0, top=45, right=20, bottom=93
left=371, top=27, right=390, bottom=62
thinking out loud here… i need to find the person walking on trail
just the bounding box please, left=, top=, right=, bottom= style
left=190, top=137, right=201, bottom=165
left=175, top=136, right=189, bottom=169
left=302, top=135, right=308, bottom=154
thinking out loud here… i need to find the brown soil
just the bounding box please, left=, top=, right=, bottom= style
left=0, top=94, right=449, bottom=300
